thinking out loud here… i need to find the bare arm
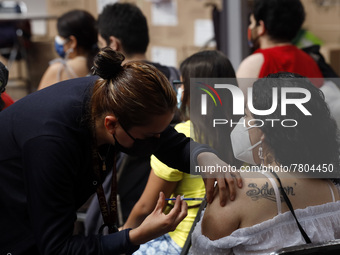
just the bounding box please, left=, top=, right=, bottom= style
left=123, top=169, right=177, bottom=229
left=201, top=188, right=241, bottom=240
left=236, top=53, right=264, bottom=96
left=236, top=53, right=264, bottom=78
left=38, top=63, right=61, bottom=90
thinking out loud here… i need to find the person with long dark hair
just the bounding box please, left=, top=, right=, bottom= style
left=191, top=72, right=340, bottom=254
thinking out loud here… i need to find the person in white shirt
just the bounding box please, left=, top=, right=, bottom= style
left=191, top=72, right=340, bottom=255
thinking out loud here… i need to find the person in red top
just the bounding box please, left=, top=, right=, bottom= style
left=0, top=61, right=14, bottom=111
left=254, top=46, right=323, bottom=84
left=237, top=0, right=323, bottom=92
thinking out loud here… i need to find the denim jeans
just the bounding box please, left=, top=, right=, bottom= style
left=133, top=233, right=182, bottom=255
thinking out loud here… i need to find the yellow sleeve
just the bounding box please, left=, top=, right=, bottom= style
left=151, top=121, right=191, bottom=182
left=151, top=155, right=183, bottom=182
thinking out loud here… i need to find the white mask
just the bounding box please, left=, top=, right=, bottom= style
left=230, top=117, right=261, bottom=165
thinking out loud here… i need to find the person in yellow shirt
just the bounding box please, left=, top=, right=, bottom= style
left=122, top=50, right=241, bottom=254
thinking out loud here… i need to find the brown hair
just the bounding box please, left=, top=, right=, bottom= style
left=179, top=50, right=237, bottom=121
left=180, top=50, right=241, bottom=166
left=90, top=47, right=177, bottom=129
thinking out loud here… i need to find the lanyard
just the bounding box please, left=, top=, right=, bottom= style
left=92, top=143, right=118, bottom=234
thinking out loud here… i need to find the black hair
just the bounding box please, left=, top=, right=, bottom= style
left=92, top=47, right=124, bottom=80
left=252, top=72, right=340, bottom=180
left=98, top=3, right=149, bottom=57
left=57, top=9, right=98, bottom=70
left=252, top=0, right=305, bottom=42
left=180, top=50, right=242, bottom=166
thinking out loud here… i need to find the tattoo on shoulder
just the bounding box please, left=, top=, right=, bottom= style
left=246, top=182, right=296, bottom=202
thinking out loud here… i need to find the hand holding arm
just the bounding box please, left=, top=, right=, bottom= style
left=153, top=126, right=242, bottom=207
left=129, top=192, right=187, bottom=245
left=123, top=169, right=177, bottom=229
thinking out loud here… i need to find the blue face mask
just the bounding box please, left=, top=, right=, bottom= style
left=54, top=35, right=67, bottom=58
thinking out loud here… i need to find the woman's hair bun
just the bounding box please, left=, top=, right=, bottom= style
left=92, top=47, right=125, bottom=80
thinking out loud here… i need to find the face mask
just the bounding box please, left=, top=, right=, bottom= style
left=247, top=27, right=260, bottom=51
left=54, top=35, right=67, bottom=58
left=247, top=27, right=254, bottom=48
left=113, top=124, right=161, bottom=157
left=230, top=117, right=261, bottom=165
left=177, top=86, right=184, bottom=109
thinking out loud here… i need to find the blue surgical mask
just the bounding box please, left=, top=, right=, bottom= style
left=54, top=35, right=67, bottom=58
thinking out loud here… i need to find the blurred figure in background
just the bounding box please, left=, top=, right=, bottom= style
left=237, top=0, right=323, bottom=93
left=38, top=9, right=98, bottom=90
left=97, top=2, right=180, bottom=86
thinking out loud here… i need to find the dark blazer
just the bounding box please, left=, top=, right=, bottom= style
left=0, top=75, right=211, bottom=254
